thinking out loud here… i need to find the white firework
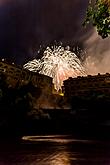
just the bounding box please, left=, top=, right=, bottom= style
left=24, top=46, right=86, bottom=91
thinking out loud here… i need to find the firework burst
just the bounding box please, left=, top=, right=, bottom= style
left=24, top=46, right=86, bottom=91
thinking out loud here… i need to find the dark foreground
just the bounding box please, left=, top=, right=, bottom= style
left=0, top=135, right=110, bottom=165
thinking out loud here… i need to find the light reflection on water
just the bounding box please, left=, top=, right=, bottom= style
left=22, top=135, right=92, bottom=143
left=0, top=135, right=110, bottom=165
left=45, top=150, right=71, bottom=165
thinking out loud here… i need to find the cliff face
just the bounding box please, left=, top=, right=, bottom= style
left=1, top=61, right=110, bottom=138
left=0, top=61, right=53, bottom=136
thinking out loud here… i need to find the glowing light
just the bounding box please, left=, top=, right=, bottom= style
left=59, top=92, right=64, bottom=96
left=24, top=46, right=86, bottom=91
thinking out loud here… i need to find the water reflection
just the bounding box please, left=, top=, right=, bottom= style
left=0, top=135, right=110, bottom=165
left=22, top=135, right=73, bottom=165
left=22, top=135, right=91, bottom=143
left=48, top=150, right=71, bottom=165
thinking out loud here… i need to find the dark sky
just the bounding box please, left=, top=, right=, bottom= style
left=0, top=0, right=110, bottom=73
left=0, top=0, right=91, bottom=64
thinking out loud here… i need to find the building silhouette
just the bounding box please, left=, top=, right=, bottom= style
left=63, top=73, right=110, bottom=101
left=0, top=60, right=53, bottom=94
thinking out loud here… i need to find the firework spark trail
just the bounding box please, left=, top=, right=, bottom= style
left=24, top=46, right=86, bottom=91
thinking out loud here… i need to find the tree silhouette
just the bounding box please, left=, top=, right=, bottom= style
left=83, top=0, right=110, bottom=38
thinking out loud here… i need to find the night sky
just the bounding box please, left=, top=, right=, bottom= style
left=0, top=0, right=110, bottom=73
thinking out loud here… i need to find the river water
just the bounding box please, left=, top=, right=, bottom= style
left=0, top=135, right=110, bottom=165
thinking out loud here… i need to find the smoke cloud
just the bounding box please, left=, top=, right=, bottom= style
left=84, top=30, right=110, bottom=75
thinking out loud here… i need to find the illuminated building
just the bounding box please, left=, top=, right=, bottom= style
left=63, top=73, right=110, bottom=101
left=0, top=60, right=53, bottom=94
